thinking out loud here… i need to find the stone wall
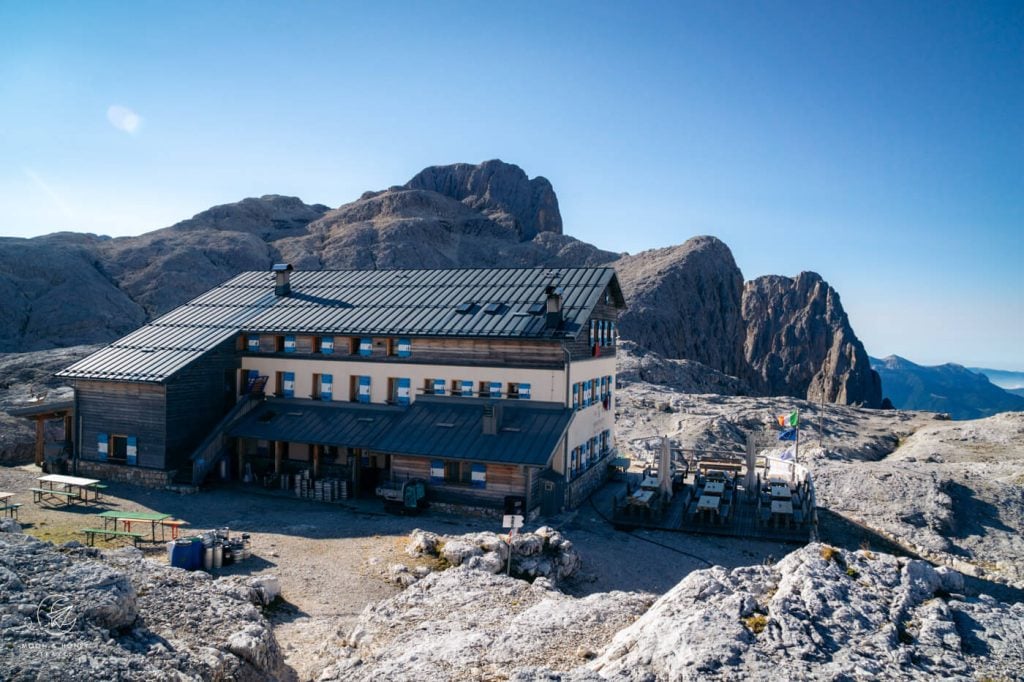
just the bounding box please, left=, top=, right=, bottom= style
left=565, top=450, right=614, bottom=509
left=75, top=460, right=176, bottom=488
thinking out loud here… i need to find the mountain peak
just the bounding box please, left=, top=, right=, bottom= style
left=404, top=159, right=562, bottom=241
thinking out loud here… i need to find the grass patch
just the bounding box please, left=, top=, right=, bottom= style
left=743, top=614, right=769, bottom=635
left=820, top=545, right=838, bottom=562
left=846, top=567, right=860, bottom=579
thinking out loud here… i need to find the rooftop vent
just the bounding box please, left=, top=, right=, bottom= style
left=272, top=263, right=294, bottom=297
left=544, top=285, right=563, bottom=330
left=455, top=302, right=475, bottom=314
left=482, top=402, right=503, bottom=435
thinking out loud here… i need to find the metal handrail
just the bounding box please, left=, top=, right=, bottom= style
left=189, top=393, right=263, bottom=485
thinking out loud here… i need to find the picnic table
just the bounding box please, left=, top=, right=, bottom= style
left=770, top=483, right=792, bottom=499
left=639, top=476, right=660, bottom=491
left=0, top=492, right=21, bottom=519
left=697, top=495, right=720, bottom=511
left=771, top=499, right=793, bottom=515
left=98, top=510, right=171, bottom=542
left=33, top=474, right=101, bottom=505
left=702, top=480, right=725, bottom=495
left=628, top=489, right=655, bottom=507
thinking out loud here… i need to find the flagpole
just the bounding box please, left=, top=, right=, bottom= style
left=795, top=410, right=799, bottom=465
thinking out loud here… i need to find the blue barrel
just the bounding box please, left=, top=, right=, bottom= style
left=169, top=540, right=192, bottom=569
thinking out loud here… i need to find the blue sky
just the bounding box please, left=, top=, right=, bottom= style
left=1, top=1, right=1021, bottom=369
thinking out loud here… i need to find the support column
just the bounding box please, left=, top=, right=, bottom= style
left=35, top=418, right=45, bottom=467
left=63, top=414, right=73, bottom=447
left=312, top=444, right=322, bottom=479
left=274, top=441, right=284, bottom=474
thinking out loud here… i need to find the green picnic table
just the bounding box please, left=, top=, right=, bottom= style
left=98, top=510, right=171, bottom=542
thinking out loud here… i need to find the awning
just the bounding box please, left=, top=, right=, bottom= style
left=228, top=399, right=402, bottom=449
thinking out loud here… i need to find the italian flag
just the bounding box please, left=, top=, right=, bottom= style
left=777, top=410, right=799, bottom=427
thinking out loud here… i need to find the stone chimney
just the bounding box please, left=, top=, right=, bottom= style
left=273, top=263, right=294, bottom=297
left=545, top=285, right=563, bottom=330
left=482, top=402, right=503, bottom=435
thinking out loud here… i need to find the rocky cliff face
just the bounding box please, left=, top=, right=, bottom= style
left=615, top=237, right=749, bottom=381
left=404, top=159, right=562, bottom=240
left=742, top=272, right=882, bottom=406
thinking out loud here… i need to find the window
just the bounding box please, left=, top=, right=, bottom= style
left=451, top=380, right=464, bottom=396
left=246, top=335, right=260, bottom=352
left=424, top=378, right=437, bottom=395
left=507, top=382, right=520, bottom=399
left=478, top=381, right=490, bottom=398
left=109, top=434, right=128, bottom=464
left=276, top=371, right=295, bottom=398
left=314, top=373, right=332, bottom=401
left=489, top=381, right=502, bottom=398
left=349, top=337, right=360, bottom=355
left=274, top=336, right=285, bottom=352
left=443, top=461, right=479, bottom=486
left=388, top=377, right=411, bottom=405
left=390, top=338, right=412, bottom=357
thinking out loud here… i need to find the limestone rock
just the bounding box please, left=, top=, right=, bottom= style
left=404, top=159, right=563, bottom=240
left=615, top=236, right=749, bottom=380
left=742, top=271, right=882, bottom=406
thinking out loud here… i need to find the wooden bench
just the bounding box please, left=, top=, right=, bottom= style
left=160, top=519, right=189, bottom=540
left=81, top=528, right=144, bottom=547
left=30, top=487, right=79, bottom=505
left=0, top=503, right=22, bottom=519
left=89, top=483, right=109, bottom=501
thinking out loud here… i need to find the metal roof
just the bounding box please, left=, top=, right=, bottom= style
left=375, top=396, right=572, bottom=467
left=58, top=267, right=625, bottom=383
left=228, top=399, right=403, bottom=448
left=227, top=396, right=571, bottom=468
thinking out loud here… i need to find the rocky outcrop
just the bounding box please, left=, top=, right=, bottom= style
left=585, top=544, right=1022, bottom=681
left=400, top=527, right=582, bottom=586
left=319, top=566, right=653, bottom=682
left=0, top=530, right=286, bottom=681
left=321, top=539, right=1024, bottom=681
left=615, top=237, right=749, bottom=379
left=742, top=271, right=882, bottom=406
left=404, top=159, right=562, bottom=240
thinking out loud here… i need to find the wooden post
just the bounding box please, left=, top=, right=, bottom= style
left=35, top=418, right=45, bottom=467
left=236, top=439, right=245, bottom=481
left=63, top=414, right=73, bottom=447
left=312, top=444, right=322, bottom=479
left=274, top=441, right=284, bottom=474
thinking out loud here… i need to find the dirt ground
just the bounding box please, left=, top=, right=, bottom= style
left=2, top=462, right=820, bottom=680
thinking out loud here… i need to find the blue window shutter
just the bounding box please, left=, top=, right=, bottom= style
left=471, top=463, right=486, bottom=489
left=282, top=372, right=295, bottom=398
left=358, top=375, right=371, bottom=403
left=489, top=381, right=502, bottom=398
left=97, top=433, right=108, bottom=461
left=321, top=336, right=334, bottom=354
left=430, top=460, right=444, bottom=483
left=247, top=335, right=260, bottom=352
left=519, top=383, right=531, bottom=400
left=321, top=374, right=333, bottom=401
left=397, top=378, right=411, bottom=405
left=359, top=337, right=373, bottom=356
left=126, top=436, right=138, bottom=466
left=284, top=335, right=296, bottom=353
left=572, top=383, right=579, bottom=410
left=397, top=338, right=412, bottom=357
left=461, top=380, right=474, bottom=396
left=433, top=378, right=446, bottom=396
left=245, top=369, right=259, bottom=393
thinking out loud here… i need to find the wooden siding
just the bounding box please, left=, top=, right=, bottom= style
left=391, top=455, right=531, bottom=509
left=75, top=380, right=167, bottom=469
left=164, top=338, right=242, bottom=472
left=241, top=334, right=570, bottom=369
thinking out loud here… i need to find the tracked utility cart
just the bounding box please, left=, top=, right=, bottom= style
left=375, top=478, right=428, bottom=514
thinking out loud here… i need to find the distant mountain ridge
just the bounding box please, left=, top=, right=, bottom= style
left=871, top=355, right=1024, bottom=419
left=0, top=159, right=881, bottom=406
